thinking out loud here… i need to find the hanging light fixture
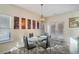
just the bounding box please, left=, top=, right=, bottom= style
left=40, top=4, right=45, bottom=22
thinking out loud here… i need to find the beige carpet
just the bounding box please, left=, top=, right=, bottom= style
left=4, top=46, right=69, bottom=54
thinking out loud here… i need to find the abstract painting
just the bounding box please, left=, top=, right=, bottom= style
left=21, top=18, right=26, bottom=29
left=32, top=20, right=36, bottom=29
left=28, top=19, right=31, bottom=29
left=37, top=21, right=39, bottom=29
left=69, top=17, right=79, bottom=28
left=14, top=16, right=19, bottom=29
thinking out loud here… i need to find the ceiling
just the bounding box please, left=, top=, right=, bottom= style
left=15, top=4, right=79, bottom=17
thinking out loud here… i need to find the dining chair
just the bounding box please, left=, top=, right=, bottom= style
left=23, top=36, right=36, bottom=53
left=40, top=36, right=50, bottom=53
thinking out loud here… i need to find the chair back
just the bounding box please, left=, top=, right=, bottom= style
left=46, top=36, right=50, bottom=48
left=40, top=36, right=50, bottom=49
left=23, top=36, right=36, bottom=50
left=23, top=36, right=29, bottom=48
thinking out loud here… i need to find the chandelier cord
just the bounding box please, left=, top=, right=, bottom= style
left=41, top=4, right=43, bottom=17
left=40, top=4, right=45, bottom=22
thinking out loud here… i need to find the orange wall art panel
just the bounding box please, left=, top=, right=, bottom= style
left=21, top=18, right=26, bottom=29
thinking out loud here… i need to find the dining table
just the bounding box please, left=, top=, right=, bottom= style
left=28, top=35, right=47, bottom=53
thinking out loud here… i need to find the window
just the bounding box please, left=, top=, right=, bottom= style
left=0, top=15, right=11, bottom=43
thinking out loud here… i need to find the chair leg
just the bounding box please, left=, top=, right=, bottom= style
left=50, top=47, right=51, bottom=54
left=28, top=50, right=29, bottom=54
left=28, top=49, right=34, bottom=54
left=46, top=49, right=48, bottom=53
left=24, top=48, right=26, bottom=53
left=44, top=49, right=47, bottom=53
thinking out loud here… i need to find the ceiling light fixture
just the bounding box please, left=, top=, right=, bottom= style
left=40, top=4, right=45, bottom=22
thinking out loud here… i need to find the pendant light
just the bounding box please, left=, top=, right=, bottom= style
left=40, top=4, right=45, bottom=22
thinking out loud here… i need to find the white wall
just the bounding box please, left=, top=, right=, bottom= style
left=46, top=11, right=79, bottom=53
left=0, top=4, right=41, bottom=53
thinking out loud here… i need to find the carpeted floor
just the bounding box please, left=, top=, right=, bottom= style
left=4, top=46, right=69, bottom=54
left=4, top=38, right=70, bottom=54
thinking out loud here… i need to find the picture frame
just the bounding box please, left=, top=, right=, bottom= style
left=14, top=16, right=19, bottom=29
left=32, top=20, right=36, bottom=29
left=69, top=17, right=79, bottom=28
left=37, top=21, right=39, bottom=29
left=21, top=18, right=26, bottom=29
left=28, top=19, right=31, bottom=29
